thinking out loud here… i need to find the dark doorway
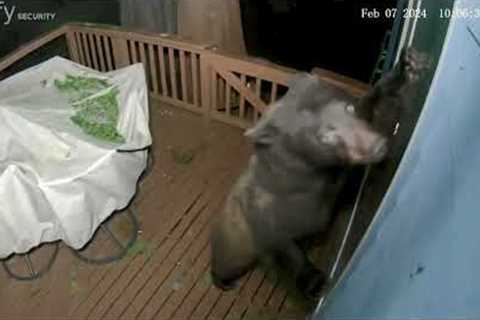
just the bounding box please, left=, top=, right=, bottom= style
left=241, top=0, right=398, bottom=82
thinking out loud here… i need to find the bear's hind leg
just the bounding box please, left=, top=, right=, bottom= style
left=275, top=241, right=326, bottom=299
left=210, top=200, right=258, bottom=291
left=210, top=238, right=257, bottom=290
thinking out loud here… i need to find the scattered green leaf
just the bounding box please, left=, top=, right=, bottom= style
left=126, top=239, right=153, bottom=261
left=170, top=148, right=195, bottom=165
left=69, top=262, right=83, bottom=295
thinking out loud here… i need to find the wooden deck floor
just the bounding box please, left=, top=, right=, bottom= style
left=0, top=100, right=311, bottom=320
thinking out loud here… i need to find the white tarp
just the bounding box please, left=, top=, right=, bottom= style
left=0, top=57, right=152, bottom=258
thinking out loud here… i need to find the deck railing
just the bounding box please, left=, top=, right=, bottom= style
left=0, top=23, right=369, bottom=129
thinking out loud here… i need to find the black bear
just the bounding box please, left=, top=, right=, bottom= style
left=210, top=47, right=428, bottom=297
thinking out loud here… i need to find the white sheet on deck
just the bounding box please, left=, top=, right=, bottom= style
left=0, top=57, right=152, bottom=258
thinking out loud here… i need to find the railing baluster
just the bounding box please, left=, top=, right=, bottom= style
left=110, top=37, right=129, bottom=69
left=139, top=42, right=147, bottom=66
left=158, top=46, right=168, bottom=96
left=225, top=83, right=231, bottom=115
left=95, top=34, right=106, bottom=71
left=88, top=33, right=99, bottom=70
left=148, top=44, right=159, bottom=94
left=239, top=74, right=246, bottom=119
left=81, top=33, right=92, bottom=67
left=218, top=77, right=225, bottom=111
left=168, top=47, right=178, bottom=100
left=104, top=36, right=114, bottom=71
left=200, top=54, right=210, bottom=113
left=191, top=54, right=199, bottom=107
left=211, top=68, right=217, bottom=111
left=138, top=42, right=149, bottom=89
left=75, top=32, right=85, bottom=65
left=130, top=41, right=138, bottom=63
left=254, top=78, right=262, bottom=122
left=179, top=50, right=188, bottom=103
left=270, top=82, right=278, bottom=104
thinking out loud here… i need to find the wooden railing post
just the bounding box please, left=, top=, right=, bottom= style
left=199, top=52, right=212, bottom=116
left=65, top=28, right=80, bottom=63
left=111, top=37, right=130, bottom=69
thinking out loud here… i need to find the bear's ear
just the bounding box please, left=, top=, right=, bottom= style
left=284, top=72, right=323, bottom=111
left=244, top=121, right=278, bottom=146
left=244, top=72, right=319, bottom=146
left=286, top=73, right=321, bottom=97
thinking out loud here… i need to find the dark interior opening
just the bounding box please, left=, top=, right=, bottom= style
left=241, top=0, right=398, bottom=83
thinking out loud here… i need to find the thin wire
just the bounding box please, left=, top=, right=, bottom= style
left=313, top=165, right=371, bottom=315
left=330, top=166, right=371, bottom=280
left=395, top=0, right=415, bottom=64
left=407, top=0, right=422, bottom=47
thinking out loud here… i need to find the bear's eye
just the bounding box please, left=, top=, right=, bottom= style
left=346, top=104, right=355, bottom=114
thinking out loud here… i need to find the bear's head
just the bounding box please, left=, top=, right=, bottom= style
left=245, top=73, right=387, bottom=167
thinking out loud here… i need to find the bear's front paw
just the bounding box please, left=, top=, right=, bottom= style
left=401, top=47, right=431, bottom=83
left=297, top=269, right=327, bottom=300
left=211, top=271, right=238, bottom=291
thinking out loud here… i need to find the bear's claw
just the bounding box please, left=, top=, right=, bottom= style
left=401, top=47, right=431, bottom=83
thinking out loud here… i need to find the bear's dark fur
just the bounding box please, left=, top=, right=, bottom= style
left=210, top=47, right=429, bottom=297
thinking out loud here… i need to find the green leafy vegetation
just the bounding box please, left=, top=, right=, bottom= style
left=126, top=238, right=153, bottom=261
left=54, top=74, right=109, bottom=103
left=69, top=260, right=85, bottom=296
left=55, top=74, right=125, bottom=143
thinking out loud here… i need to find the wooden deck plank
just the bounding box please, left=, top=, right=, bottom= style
left=135, top=217, right=212, bottom=319
left=72, top=154, right=223, bottom=316
left=75, top=144, right=245, bottom=319
left=170, top=274, right=219, bottom=319
left=241, top=269, right=280, bottom=319
left=75, top=186, right=203, bottom=317
left=223, top=268, right=267, bottom=319
left=147, top=194, right=233, bottom=319
left=190, top=272, right=252, bottom=320
left=92, top=136, right=246, bottom=320
left=99, top=171, right=235, bottom=319
left=265, top=281, right=288, bottom=313
left=67, top=135, right=204, bottom=318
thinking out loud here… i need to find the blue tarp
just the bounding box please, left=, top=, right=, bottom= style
left=316, top=0, right=480, bottom=319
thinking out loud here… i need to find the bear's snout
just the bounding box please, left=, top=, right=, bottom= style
left=346, top=133, right=388, bottom=164
left=369, top=136, right=388, bottom=161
